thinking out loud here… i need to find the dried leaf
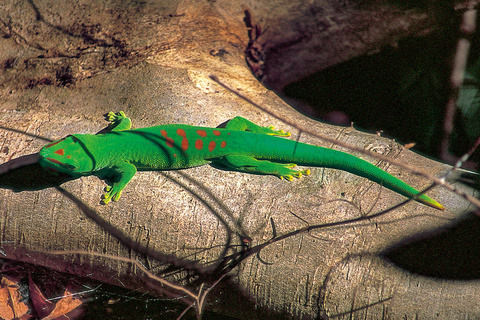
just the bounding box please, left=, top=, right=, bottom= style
left=0, top=277, right=30, bottom=320
left=404, top=142, right=416, bottom=149
left=41, top=288, right=82, bottom=320
left=0, top=285, right=14, bottom=320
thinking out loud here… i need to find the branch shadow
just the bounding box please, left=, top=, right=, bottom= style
left=215, top=169, right=480, bottom=281
left=382, top=212, right=480, bottom=280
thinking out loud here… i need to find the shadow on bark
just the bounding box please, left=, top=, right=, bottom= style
left=384, top=211, right=480, bottom=280
left=383, top=170, right=480, bottom=280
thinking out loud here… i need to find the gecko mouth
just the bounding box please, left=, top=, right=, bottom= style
left=46, top=158, right=78, bottom=171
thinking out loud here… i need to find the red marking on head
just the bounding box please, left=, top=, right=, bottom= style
left=45, top=140, right=62, bottom=148
left=208, top=141, right=216, bottom=152
left=195, top=139, right=203, bottom=150
left=54, top=149, right=64, bottom=156
left=173, top=154, right=178, bottom=157
left=221, top=141, right=227, bottom=148
left=47, top=158, right=64, bottom=166
left=227, top=132, right=231, bottom=135
left=67, top=155, right=71, bottom=159
left=161, top=130, right=174, bottom=148
left=213, top=130, right=221, bottom=136
left=197, top=130, right=207, bottom=137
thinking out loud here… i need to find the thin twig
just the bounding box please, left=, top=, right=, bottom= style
left=42, top=249, right=228, bottom=320
left=441, top=4, right=477, bottom=160
left=44, top=250, right=198, bottom=299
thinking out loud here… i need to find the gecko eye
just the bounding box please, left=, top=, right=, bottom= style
left=65, top=164, right=78, bottom=171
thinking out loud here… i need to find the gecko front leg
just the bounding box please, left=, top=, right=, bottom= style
left=97, top=162, right=137, bottom=204
left=105, top=111, right=132, bottom=132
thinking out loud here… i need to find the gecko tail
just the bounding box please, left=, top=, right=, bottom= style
left=282, top=143, right=446, bottom=210
left=416, top=193, right=445, bottom=210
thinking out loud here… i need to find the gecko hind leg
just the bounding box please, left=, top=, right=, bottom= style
left=226, top=116, right=290, bottom=137
left=214, top=155, right=310, bottom=180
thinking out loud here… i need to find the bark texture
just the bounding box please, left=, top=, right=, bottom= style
left=0, top=0, right=478, bottom=319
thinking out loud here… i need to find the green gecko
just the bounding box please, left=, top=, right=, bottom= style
left=38, top=111, right=444, bottom=209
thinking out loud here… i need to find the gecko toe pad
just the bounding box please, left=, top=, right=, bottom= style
left=265, top=125, right=291, bottom=137
left=101, top=185, right=123, bottom=204
left=276, top=165, right=310, bottom=180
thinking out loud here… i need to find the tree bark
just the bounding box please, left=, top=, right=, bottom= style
left=0, top=0, right=478, bottom=319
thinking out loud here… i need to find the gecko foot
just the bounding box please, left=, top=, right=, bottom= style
left=103, top=111, right=132, bottom=132
left=101, top=185, right=123, bottom=205
left=264, top=125, right=291, bottom=137
left=106, top=111, right=127, bottom=124
left=276, top=163, right=310, bottom=180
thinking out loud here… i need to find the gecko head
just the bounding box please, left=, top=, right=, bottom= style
left=39, top=135, right=94, bottom=175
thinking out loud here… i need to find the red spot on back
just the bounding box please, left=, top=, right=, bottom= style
left=197, top=130, right=207, bottom=137
left=54, top=149, right=65, bottom=156
left=195, top=139, right=203, bottom=150
left=221, top=141, right=227, bottom=148
left=161, top=129, right=174, bottom=148
left=181, top=140, right=188, bottom=150
left=208, top=141, right=216, bottom=152
left=177, top=129, right=186, bottom=137
left=213, top=130, right=221, bottom=136
left=176, top=129, right=189, bottom=151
